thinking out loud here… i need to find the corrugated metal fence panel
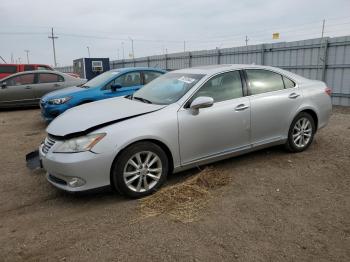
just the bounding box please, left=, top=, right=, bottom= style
left=57, top=36, right=350, bottom=106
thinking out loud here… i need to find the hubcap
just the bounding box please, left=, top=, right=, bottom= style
left=292, top=117, right=312, bottom=148
left=123, top=151, right=162, bottom=192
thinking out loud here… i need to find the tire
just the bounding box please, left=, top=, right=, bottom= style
left=285, top=112, right=316, bottom=153
left=111, top=142, right=168, bottom=198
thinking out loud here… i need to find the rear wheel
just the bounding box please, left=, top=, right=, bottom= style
left=112, top=142, right=168, bottom=198
left=285, top=112, right=315, bottom=152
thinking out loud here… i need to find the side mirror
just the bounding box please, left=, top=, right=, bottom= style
left=190, top=96, right=214, bottom=110
left=110, top=84, right=122, bottom=92
left=1, top=82, right=7, bottom=89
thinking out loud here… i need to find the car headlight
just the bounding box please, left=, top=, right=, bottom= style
left=48, top=96, right=72, bottom=105
left=53, top=133, right=106, bottom=153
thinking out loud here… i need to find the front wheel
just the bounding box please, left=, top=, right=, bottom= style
left=111, top=142, right=168, bottom=198
left=285, top=112, right=316, bottom=153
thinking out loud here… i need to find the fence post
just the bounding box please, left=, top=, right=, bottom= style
left=261, top=44, right=265, bottom=65
left=217, top=49, right=221, bottom=64
left=321, top=38, right=329, bottom=81
left=147, top=57, right=150, bottom=67
left=165, top=54, right=168, bottom=70
left=188, top=52, right=192, bottom=68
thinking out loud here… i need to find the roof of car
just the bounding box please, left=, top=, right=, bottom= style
left=173, top=64, right=308, bottom=82
left=110, top=67, right=166, bottom=73
left=0, top=70, right=69, bottom=80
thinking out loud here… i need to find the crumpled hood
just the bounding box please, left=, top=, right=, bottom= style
left=42, top=86, right=86, bottom=101
left=47, top=97, right=165, bottom=137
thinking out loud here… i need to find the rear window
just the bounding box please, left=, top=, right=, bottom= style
left=0, top=65, right=17, bottom=74
left=37, top=66, right=53, bottom=70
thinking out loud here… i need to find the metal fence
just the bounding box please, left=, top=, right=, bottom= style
left=58, top=36, right=350, bottom=106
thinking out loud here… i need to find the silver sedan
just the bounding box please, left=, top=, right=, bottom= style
left=38, top=64, right=332, bottom=198
left=0, top=70, right=86, bottom=108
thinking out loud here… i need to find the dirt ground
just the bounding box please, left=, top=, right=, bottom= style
left=0, top=107, right=349, bottom=262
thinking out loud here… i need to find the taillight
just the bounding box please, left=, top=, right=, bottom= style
left=325, top=87, right=332, bottom=96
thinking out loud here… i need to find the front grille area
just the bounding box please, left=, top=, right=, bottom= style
left=42, top=136, right=56, bottom=154
left=48, top=174, right=67, bottom=186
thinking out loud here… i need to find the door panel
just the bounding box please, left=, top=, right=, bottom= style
left=0, top=74, right=36, bottom=106
left=245, top=69, right=302, bottom=145
left=178, top=98, right=251, bottom=164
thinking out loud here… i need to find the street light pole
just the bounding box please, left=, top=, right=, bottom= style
left=87, top=46, right=91, bottom=58
left=129, top=37, right=134, bottom=58
left=121, top=42, right=125, bottom=59
left=24, top=50, right=30, bottom=64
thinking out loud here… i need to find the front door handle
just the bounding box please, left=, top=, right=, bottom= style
left=235, top=104, right=249, bottom=111
left=288, top=93, right=300, bottom=99
left=25, top=86, right=32, bottom=89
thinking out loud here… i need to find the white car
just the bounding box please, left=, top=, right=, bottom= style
left=37, top=64, right=332, bottom=198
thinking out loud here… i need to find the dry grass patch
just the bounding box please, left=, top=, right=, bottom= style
left=139, top=167, right=231, bottom=223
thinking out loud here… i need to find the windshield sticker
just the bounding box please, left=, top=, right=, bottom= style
left=178, top=76, right=196, bottom=84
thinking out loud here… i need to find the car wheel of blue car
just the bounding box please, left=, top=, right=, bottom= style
left=111, top=141, right=168, bottom=198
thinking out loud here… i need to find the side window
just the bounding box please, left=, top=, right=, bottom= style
left=143, top=71, right=162, bottom=84
left=6, top=74, right=35, bottom=86
left=246, top=69, right=284, bottom=95
left=39, top=73, right=62, bottom=83
left=283, top=76, right=295, bottom=89
left=113, top=72, right=141, bottom=88
left=191, top=71, right=243, bottom=103
left=37, top=66, right=53, bottom=70
left=24, top=65, right=35, bottom=71
left=0, top=65, right=17, bottom=74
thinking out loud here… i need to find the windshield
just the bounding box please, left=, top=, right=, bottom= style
left=132, top=73, right=204, bottom=105
left=82, top=71, right=120, bottom=88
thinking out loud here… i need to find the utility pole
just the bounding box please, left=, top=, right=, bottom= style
left=321, top=19, right=325, bottom=38
left=121, top=42, right=125, bottom=59
left=48, top=27, right=58, bottom=67
left=183, top=41, right=186, bottom=52
left=11, top=53, right=14, bottom=63
left=129, top=37, right=134, bottom=58
left=24, top=50, right=30, bottom=64
left=87, top=46, right=91, bottom=58
left=245, top=36, right=249, bottom=46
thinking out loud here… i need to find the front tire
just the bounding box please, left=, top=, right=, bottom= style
left=111, top=142, right=168, bottom=198
left=285, top=112, right=316, bottom=153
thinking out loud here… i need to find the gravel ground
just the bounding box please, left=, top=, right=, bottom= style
left=0, top=107, right=349, bottom=262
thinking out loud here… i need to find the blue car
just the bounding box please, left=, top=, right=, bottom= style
left=40, top=67, right=166, bottom=121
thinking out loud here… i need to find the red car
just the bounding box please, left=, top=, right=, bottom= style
left=0, top=64, right=54, bottom=79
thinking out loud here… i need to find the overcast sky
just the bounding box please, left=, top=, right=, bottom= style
left=1, top=0, right=350, bottom=67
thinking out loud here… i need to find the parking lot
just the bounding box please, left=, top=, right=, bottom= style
left=0, top=107, right=349, bottom=261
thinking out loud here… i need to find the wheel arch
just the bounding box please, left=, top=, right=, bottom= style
left=295, top=108, right=319, bottom=131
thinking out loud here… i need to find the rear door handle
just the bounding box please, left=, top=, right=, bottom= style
left=235, top=104, right=249, bottom=111
left=288, top=93, right=300, bottom=99
left=25, top=86, right=32, bottom=89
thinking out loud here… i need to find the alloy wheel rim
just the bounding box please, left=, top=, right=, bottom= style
left=123, top=151, right=162, bottom=192
left=292, top=117, right=312, bottom=148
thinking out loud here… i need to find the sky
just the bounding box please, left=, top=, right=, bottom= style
left=1, top=0, right=350, bottom=67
